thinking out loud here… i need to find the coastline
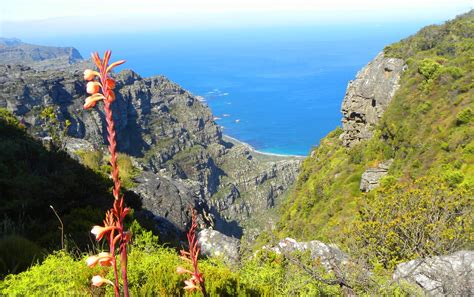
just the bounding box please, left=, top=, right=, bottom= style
left=223, top=134, right=306, bottom=160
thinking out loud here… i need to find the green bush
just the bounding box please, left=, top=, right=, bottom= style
left=0, top=251, right=103, bottom=296
left=443, top=170, right=465, bottom=186
left=418, top=58, right=442, bottom=80
left=456, top=108, right=472, bottom=125
left=0, top=108, right=23, bottom=129
left=351, top=177, right=472, bottom=269
left=0, top=225, right=350, bottom=296
left=440, top=66, right=463, bottom=79
left=76, top=150, right=138, bottom=188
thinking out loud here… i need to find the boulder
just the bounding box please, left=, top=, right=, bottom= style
left=198, top=229, right=240, bottom=264
left=393, top=251, right=474, bottom=296
left=360, top=159, right=393, bottom=192
left=270, top=237, right=349, bottom=271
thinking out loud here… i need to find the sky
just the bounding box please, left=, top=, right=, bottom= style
left=1, top=0, right=473, bottom=37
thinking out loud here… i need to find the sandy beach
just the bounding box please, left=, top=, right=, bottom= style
left=223, top=135, right=306, bottom=160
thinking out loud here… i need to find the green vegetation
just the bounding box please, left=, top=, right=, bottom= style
left=277, top=9, right=474, bottom=268
left=39, top=106, right=71, bottom=148
left=75, top=149, right=139, bottom=188
left=352, top=177, right=472, bottom=269
left=0, top=224, right=354, bottom=296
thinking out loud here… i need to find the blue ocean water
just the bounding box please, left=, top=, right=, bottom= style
left=28, top=23, right=427, bottom=155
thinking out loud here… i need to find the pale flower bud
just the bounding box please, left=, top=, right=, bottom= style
left=83, top=69, right=99, bottom=81
left=86, top=82, right=101, bottom=94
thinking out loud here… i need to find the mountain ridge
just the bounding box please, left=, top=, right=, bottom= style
left=0, top=50, right=301, bottom=241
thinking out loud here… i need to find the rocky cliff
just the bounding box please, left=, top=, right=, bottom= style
left=340, top=52, right=405, bottom=147
left=0, top=47, right=302, bottom=239
left=0, top=38, right=84, bottom=70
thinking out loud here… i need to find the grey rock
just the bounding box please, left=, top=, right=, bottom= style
left=64, top=136, right=94, bottom=152
left=393, top=251, right=474, bottom=296
left=198, top=229, right=240, bottom=264
left=269, top=237, right=349, bottom=272
left=132, top=171, right=205, bottom=235
left=340, top=52, right=405, bottom=147
left=360, top=159, right=393, bottom=192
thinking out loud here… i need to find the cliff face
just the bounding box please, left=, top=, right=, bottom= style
left=0, top=53, right=301, bottom=238
left=340, top=52, right=405, bottom=147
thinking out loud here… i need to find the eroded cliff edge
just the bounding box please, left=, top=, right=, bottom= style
left=340, top=52, right=405, bottom=147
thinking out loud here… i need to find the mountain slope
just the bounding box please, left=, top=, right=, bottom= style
left=277, top=10, right=473, bottom=261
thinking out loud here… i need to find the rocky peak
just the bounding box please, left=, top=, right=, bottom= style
left=340, top=52, right=405, bottom=147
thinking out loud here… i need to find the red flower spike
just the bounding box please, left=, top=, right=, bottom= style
left=177, top=208, right=206, bottom=294
left=83, top=51, right=130, bottom=297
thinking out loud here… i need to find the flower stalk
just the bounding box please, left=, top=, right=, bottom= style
left=83, top=50, right=130, bottom=297
left=177, top=208, right=207, bottom=296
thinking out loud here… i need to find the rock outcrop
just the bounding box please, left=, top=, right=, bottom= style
left=393, top=251, right=474, bottom=296
left=0, top=47, right=302, bottom=239
left=359, top=159, right=393, bottom=192
left=268, top=237, right=349, bottom=272
left=340, top=52, right=405, bottom=147
left=198, top=229, right=240, bottom=264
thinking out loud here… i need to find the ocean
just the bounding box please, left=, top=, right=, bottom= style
left=28, top=23, right=429, bottom=155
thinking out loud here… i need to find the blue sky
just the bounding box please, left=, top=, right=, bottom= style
left=1, top=0, right=472, bottom=37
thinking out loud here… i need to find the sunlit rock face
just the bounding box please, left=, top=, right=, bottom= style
left=340, top=52, right=405, bottom=147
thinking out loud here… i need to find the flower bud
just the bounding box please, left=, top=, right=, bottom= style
left=91, top=275, right=114, bottom=287
left=86, top=82, right=101, bottom=94
left=83, top=69, right=99, bottom=81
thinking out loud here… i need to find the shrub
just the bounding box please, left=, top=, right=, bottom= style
left=0, top=108, right=23, bottom=128
left=0, top=251, right=104, bottom=296
left=456, top=108, right=473, bottom=125
left=416, top=101, right=432, bottom=114
left=443, top=170, right=465, bottom=186
left=440, top=66, right=463, bottom=79
left=351, top=176, right=472, bottom=269
left=418, top=58, right=442, bottom=80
